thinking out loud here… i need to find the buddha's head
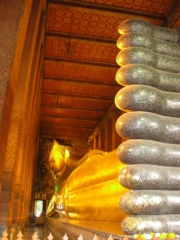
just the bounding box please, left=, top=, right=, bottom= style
left=49, top=145, right=70, bottom=176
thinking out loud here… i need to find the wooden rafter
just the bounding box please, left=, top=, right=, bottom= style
left=41, top=92, right=114, bottom=101
left=48, top=0, right=166, bottom=20
left=41, top=104, right=106, bottom=113
left=43, top=77, right=119, bottom=87
left=44, top=57, right=118, bottom=68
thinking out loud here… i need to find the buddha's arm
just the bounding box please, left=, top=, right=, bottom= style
left=46, top=195, right=56, bottom=216
left=47, top=150, right=128, bottom=223
left=63, top=150, right=128, bottom=222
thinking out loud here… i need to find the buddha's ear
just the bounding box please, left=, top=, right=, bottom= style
left=64, top=148, right=70, bottom=162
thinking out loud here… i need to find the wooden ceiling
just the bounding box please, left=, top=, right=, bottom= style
left=40, top=0, right=178, bottom=142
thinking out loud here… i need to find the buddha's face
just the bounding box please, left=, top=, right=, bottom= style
left=49, top=150, right=66, bottom=175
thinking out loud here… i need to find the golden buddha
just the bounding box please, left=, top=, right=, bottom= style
left=46, top=144, right=128, bottom=223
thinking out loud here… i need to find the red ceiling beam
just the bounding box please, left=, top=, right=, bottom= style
left=44, top=57, right=118, bottom=68
left=43, top=76, right=119, bottom=87
left=47, top=0, right=166, bottom=20
left=45, top=32, right=116, bottom=44
left=40, top=125, right=92, bottom=134
left=40, top=133, right=89, bottom=140
left=41, top=104, right=106, bottom=113
left=41, top=91, right=114, bottom=101
left=41, top=93, right=113, bottom=101
left=40, top=122, right=95, bottom=130
left=40, top=114, right=102, bottom=121
left=40, top=115, right=98, bottom=126
left=40, top=125, right=93, bottom=133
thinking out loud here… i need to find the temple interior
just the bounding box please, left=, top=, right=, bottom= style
left=1, top=0, right=180, bottom=238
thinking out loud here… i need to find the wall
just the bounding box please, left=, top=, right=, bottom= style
left=0, top=0, right=46, bottom=234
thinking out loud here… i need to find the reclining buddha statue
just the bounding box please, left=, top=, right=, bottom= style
left=115, top=19, right=180, bottom=234
left=47, top=18, right=180, bottom=235
left=46, top=144, right=128, bottom=224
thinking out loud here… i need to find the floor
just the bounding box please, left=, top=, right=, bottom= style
left=23, top=219, right=125, bottom=240
left=23, top=225, right=45, bottom=239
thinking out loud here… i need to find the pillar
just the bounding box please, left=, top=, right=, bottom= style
left=0, top=0, right=34, bottom=230
left=106, top=119, right=113, bottom=151
left=115, top=109, right=122, bottom=149
left=96, top=135, right=99, bottom=149
left=0, top=0, right=45, bottom=233
left=100, top=128, right=105, bottom=151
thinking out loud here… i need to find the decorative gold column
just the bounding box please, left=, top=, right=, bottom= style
left=115, top=109, right=122, bottom=148
left=20, top=53, right=44, bottom=224
left=13, top=4, right=45, bottom=228
left=93, top=137, right=96, bottom=149
left=0, top=0, right=33, bottom=231
left=100, top=128, right=105, bottom=150
left=0, top=0, right=45, bottom=231
left=0, top=0, right=33, bottom=209
left=107, top=119, right=113, bottom=151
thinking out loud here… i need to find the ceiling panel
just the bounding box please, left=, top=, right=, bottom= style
left=47, top=3, right=165, bottom=39
left=71, top=0, right=175, bottom=15
left=42, top=80, right=119, bottom=98
left=45, top=36, right=118, bottom=63
left=41, top=125, right=93, bottom=134
left=40, top=126, right=90, bottom=140
left=44, top=60, right=118, bottom=83
left=41, top=116, right=98, bottom=128
left=41, top=106, right=104, bottom=120
left=41, top=94, right=112, bottom=110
